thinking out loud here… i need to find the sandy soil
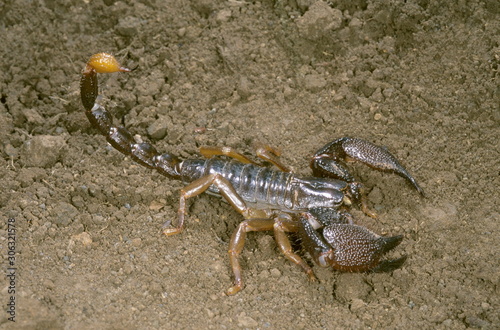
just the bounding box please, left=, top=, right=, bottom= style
left=0, top=0, right=498, bottom=329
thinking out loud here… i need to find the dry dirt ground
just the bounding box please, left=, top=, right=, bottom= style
left=0, top=0, right=499, bottom=329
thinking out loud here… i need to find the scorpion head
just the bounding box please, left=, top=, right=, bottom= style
left=293, top=177, right=346, bottom=209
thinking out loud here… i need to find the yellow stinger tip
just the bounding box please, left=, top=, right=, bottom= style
left=87, top=53, right=130, bottom=73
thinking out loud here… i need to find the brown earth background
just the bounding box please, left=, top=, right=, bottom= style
left=0, top=0, right=499, bottom=329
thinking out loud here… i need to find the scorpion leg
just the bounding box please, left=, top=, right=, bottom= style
left=254, top=143, right=291, bottom=172
left=311, top=137, right=424, bottom=196
left=200, top=144, right=291, bottom=172
left=199, top=146, right=256, bottom=165
left=163, top=174, right=217, bottom=236
left=228, top=215, right=318, bottom=295
left=227, top=219, right=275, bottom=296
left=273, top=215, right=317, bottom=282
left=164, top=172, right=269, bottom=236
left=163, top=172, right=276, bottom=295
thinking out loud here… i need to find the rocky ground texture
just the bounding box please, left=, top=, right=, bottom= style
left=0, top=0, right=498, bottom=329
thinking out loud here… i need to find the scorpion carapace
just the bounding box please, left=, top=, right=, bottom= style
left=80, top=53, right=424, bottom=295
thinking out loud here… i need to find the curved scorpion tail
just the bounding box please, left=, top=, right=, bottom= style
left=80, top=53, right=182, bottom=180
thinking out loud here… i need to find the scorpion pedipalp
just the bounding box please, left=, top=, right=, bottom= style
left=322, top=224, right=404, bottom=272
left=311, top=137, right=425, bottom=196
left=299, top=212, right=406, bottom=272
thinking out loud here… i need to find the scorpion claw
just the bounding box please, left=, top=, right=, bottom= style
left=371, top=255, right=408, bottom=273
left=321, top=224, right=405, bottom=272
left=311, top=137, right=425, bottom=196
left=299, top=213, right=405, bottom=273
left=377, top=234, right=404, bottom=254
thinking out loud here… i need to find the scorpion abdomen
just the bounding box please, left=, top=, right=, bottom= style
left=180, top=158, right=294, bottom=210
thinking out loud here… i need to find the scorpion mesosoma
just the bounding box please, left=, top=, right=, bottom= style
left=80, top=53, right=424, bottom=295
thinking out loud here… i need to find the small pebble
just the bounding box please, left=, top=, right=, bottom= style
left=270, top=268, right=281, bottom=278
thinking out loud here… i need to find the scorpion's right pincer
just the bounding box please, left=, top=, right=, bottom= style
left=80, top=53, right=424, bottom=295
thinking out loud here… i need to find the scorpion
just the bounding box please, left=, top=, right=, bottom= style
left=80, top=53, right=424, bottom=295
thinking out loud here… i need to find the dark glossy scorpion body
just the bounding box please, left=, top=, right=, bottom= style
left=80, top=53, right=424, bottom=295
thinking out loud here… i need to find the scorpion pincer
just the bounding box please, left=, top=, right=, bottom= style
left=80, top=53, right=425, bottom=295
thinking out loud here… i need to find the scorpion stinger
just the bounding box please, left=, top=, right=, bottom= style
left=80, top=53, right=424, bottom=295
